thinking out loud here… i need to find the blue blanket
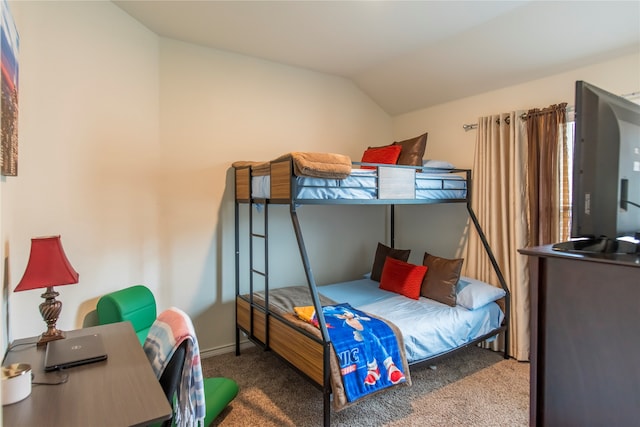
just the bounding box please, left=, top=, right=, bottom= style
left=323, top=304, right=406, bottom=403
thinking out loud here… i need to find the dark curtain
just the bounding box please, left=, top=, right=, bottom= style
left=526, top=103, right=567, bottom=245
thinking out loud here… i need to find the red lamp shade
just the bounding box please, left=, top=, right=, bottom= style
left=14, top=235, right=79, bottom=346
left=15, top=235, right=79, bottom=292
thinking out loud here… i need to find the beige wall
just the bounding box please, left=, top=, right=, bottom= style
left=2, top=1, right=391, bottom=354
left=155, top=38, right=391, bottom=350
left=3, top=1, right=160, bottom=347
left=2, top=1, right=638, bottom=356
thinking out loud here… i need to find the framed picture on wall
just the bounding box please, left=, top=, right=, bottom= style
left=1, top=0, right=19, bottom=176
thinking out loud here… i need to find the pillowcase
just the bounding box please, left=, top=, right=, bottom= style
left=421, top=252, right=464, bottom=307
left=456, top=276, right=506, bottom=310
left=360, top=145, right=402, bottom=169
left=379, top=257, right=427, bottom=300
left=393, top=132, right=428, bottom=166
left=371, top=242, right=411, bottom=282
left=422, top=159, right=455, bottom=169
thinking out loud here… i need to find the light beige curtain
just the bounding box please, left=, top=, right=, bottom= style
left=526, top=104, right=568, bottom=245
left=464, top=112, right=530, bottom=361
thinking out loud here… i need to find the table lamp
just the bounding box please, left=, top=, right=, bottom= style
left=14, top=235, right=79, bottom=346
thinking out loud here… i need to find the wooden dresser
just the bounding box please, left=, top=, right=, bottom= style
left=519, top=245, right=640, bottom=426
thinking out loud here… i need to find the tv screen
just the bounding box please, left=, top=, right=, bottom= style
left=558, top=81, right=640, bottom=253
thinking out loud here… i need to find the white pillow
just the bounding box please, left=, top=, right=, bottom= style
left=422, top=159, right=455, bottom=169
left=456, top=276, right=506, bottom=310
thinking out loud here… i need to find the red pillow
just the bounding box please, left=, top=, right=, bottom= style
left=360, top=145, right=402, bottom=169
left=379, top=256, right=427, bottom=300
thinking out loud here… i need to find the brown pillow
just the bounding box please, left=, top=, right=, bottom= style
left=421, top=252, right=464, bottom=306
left=371, top=242, right=411, bottom=282
left=393, top=132, right=428, bottom=166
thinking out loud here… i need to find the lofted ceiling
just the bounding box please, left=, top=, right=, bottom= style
left=113, top=1, right=640, bottom=116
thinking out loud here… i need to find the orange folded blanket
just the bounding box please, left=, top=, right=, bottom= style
left=231, top=160, right=270, bottom=176
left=233, top=152, right=352, bottom=179
left=274, top=151, right=352, bottom=179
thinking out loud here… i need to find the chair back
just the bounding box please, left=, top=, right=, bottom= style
left=97, top=285, right=157, bottom=345
left=144, top=307, right=239, bottom=425
left=157, top=341, right=187, bottom=427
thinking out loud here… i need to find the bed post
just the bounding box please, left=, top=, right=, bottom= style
left=233, top=195, right=240, bottom=356
left=289, top=203, right=333, bottom=426
left=465, top=170, right=511, bottom=359
left=235, top=191, right=240, bottom=356
left=390, top=204, right=395, bottom=248
left=288, top=205, right=331, bottom=343
left=262, top=203, right=270, bottom=348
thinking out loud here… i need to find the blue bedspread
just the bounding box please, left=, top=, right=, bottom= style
left=319, top=278, right=504, bottom=363
left=323, top=303, right=407, bottom=402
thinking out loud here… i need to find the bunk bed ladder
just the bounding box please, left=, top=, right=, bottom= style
left=249, top=202, right=270, bottom=350
left=234, top=173, right=271, bottom=355
left=289, top=204, right=333, bottom=427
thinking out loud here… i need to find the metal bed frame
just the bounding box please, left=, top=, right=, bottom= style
left=234, top=160, right=510, bottom=426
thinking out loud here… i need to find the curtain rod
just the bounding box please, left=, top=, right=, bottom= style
left=462, top=91, right=639, bottom=131
left=462, top=113, right=525, bottom=131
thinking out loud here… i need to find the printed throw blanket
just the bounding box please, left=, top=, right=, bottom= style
left=144, top=307, right=206, bottom=427
left=298, top=303, right=407, bottom=403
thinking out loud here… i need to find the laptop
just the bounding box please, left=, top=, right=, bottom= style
left=44, top=333, right=108, bottom=371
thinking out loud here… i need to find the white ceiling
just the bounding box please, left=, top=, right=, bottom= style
left=113, top=1, right=640, bottom=116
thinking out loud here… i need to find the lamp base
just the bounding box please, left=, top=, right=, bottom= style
left=36, top=286, right=65, bottom=347
left=36, top=329, right=65, bottom=347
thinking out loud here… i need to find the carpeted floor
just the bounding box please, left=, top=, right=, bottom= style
left=203, top=345, right=529, bottom=426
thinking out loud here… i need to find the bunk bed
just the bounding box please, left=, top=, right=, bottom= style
left=233, top=152, right=510, bottom=426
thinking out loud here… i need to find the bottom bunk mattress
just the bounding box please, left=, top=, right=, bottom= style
left=238, top=277, right=504, bottom=410
left=244, top=276, right=504, bottom=364
left=317, top=278, right=505, bottom=363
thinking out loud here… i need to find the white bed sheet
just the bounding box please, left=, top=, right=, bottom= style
left=317, top=278, right=504, bottom=363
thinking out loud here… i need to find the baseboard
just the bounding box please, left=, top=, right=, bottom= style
left=200, top=339, right=256, bottom=359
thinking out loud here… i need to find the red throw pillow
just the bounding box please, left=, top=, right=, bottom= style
left=360, top=145, right=402, bottom=169
left=379, top=256, right=427, bottom=300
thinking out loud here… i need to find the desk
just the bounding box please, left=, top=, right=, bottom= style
left=520, top=245, right=640, bottom=426
left=3, top=322, right=172, bottom=427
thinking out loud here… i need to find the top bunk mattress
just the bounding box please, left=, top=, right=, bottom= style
left=251, top=168, right=467, bottom=201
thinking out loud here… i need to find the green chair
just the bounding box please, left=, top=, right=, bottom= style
left=202, top=377, right=239, bottom=425
left=156, top=341, right=239, bottom=426
left=147, top=308, right=239, bottom=426
left=96, top=285, right=157, bottom=345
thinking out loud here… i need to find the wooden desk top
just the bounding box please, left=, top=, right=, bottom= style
left=3, top=322, right=172, bottom=427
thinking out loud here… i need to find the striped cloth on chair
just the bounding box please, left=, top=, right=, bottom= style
left=144, top=307, right=206, bottom=427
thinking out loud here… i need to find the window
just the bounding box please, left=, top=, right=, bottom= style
left=559, top=119, right=574, bottom=242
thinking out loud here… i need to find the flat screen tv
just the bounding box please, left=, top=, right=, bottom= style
left=554, top=81, right=640, bottom=254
